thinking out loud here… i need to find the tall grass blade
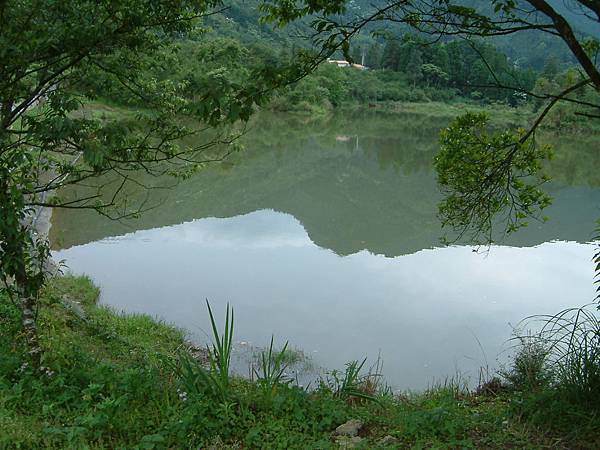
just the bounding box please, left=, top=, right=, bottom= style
left=206, top=299, right=234, bottom=393
left=171, top=301, right=236, bottom=403
left=253, top=336, right=292, bottom=393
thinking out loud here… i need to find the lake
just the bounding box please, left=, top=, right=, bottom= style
left=51, top=109, right=600, bottom=390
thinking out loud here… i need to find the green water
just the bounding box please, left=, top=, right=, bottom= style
left=51, top=110, right=600, bottom=252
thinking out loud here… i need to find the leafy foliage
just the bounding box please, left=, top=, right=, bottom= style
left=0, top=0, right=308, bottom=368
left=435, top=112, right=553, bottom=243
left=261, top=0, right=600, bottom=244
left=378, top=36, right=538, bottom=103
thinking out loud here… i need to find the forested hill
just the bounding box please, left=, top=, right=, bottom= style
left=205, top=0, right=597, bottom=70
left=92, top=0, right=597, bottom=115
left=549, top=0, right=600, bottom=38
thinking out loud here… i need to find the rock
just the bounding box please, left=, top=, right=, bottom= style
left=61, top=295, right=87, bottom=321
left=335, top=436, right=364, bottom=449
left=185, top=341, right=211, bottom=365
left=335, top=419, right=363, bottom=437
left=377, top=435, right=398, bottom=446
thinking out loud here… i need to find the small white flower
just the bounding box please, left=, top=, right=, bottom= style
left=177, top=389, right=188, bottom=401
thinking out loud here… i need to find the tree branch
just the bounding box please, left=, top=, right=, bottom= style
left=526, top=0, right=600, bottom=89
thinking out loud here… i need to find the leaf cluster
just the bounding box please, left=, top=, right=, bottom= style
left=435, top=112, right=553, bottom=243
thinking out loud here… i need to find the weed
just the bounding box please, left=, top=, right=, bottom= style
left=502, top=333, right=553, bottom=391
left=594, top=220, right=600, bottom=303
left=322, top=358, right=378, bottom=403
left=2, top=276, right=599, bottom=448
left=252, top=336, right=292, bottom=391
left=426, top=374, right=470, bottom=400
left=538, top=306, right=600, bottom=406
left=504, top=306, right=600, bottom=438
left=171, top=301, right=234, bottom=402
left=206, top=300, right=234, bottom=394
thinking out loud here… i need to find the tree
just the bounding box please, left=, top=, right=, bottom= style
left=421, top=63, right=449, bottom=87
left=0, top=0, right=304, bottom=369
left=365, top=42, right=383, bottom=69
left=542, top=54, right=561, bottom=80
left=261, top=0, right=600, bottom=243
left=381, top=39, right=402, bottom=71
left=405, top=47, right=423, bottom=87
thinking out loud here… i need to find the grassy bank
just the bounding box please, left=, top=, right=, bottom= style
left=338, top=100, right=533, bottom=127
left=1, top=276, right=598, bottom=449
left=268, top=94, right=532, bottom=124
left=80, top=96, right=600, bottom=142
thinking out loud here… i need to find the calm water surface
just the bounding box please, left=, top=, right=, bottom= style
left=52, top=110, right=600, bottom=389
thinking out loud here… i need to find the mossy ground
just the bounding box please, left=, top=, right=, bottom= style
left=1, top=276, right=598, bottom=449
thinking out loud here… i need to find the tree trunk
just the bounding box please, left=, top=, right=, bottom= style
left=20, top=292, right=42, bottom=370
left=1, top=174, right=45, bottom=370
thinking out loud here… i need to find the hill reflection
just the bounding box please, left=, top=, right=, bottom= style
left=51, top=110, right=600, bottom=255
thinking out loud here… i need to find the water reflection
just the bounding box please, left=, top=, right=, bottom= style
left=51, top=110, right=600, bottom=256
left=54, top=209, right=596, bottom=390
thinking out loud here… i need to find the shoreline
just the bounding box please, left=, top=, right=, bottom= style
left=1, top=274, right=597, bottom=448
left=30, top=201, right=59, bottom=276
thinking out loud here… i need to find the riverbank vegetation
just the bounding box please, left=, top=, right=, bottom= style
left=1, top=276, right=598, bottom=449
left=79, top=29, right=600, bottom=139
left=69, top=1, right=599, bottom=132
left=83, top=24, right=600, bottom=136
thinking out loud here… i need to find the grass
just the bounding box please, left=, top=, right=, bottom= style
left=504, top=306, right=600, bottom=440
left=170, top=301, right=235, bottom=403
left=352, top=100, right=532, bottom=124
left=74, top=98, right=154, bottom=121
left=206, top=300, right=235, bottom=392
left=322, top=358, right=379, bottom=403
left=250, top=341, right=314, bottom=371
left=1, top=276, right=599, bottom=449
left=252, top=336, right=293, bottom=391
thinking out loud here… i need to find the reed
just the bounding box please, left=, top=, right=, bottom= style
left=206, top=300, right=234, bottom=393
left=172, top=301, right=234, bottom=402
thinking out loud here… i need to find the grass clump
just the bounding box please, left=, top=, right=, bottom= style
left=502, top=306, right=600, bottom=441
left=253, top=336, right=293, bottom=390
left=1, top=275, right=599, bottom=449
left=320, top=357, right=382, bottom=404
left=502, top=334, right=553, bottom=391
